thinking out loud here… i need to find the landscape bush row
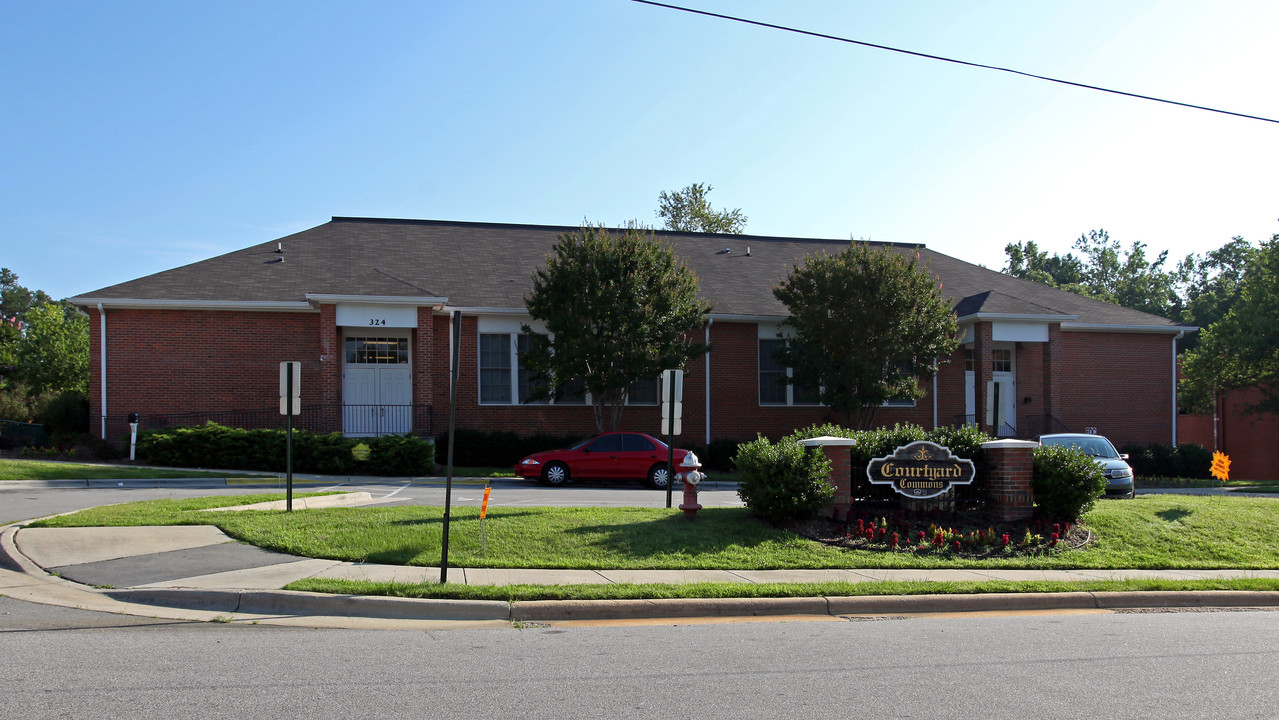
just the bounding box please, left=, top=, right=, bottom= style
left=1118, top=441, right=1212, bottom=479
left=138, top=422, right=434, bottom=476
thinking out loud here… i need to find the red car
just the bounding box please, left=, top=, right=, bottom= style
left=514, top=432, right=691, bottom=488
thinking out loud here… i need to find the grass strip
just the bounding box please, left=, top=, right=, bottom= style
left=0, top=459, right=276, bottom=481
left=27, top=494, right=1279, bottom=571
left=284, top=577, right=1279, bottom=603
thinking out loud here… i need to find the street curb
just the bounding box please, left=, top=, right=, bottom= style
left=511, top=596, right=831, bottom=622
left=107, top=588, right=511, bottom=621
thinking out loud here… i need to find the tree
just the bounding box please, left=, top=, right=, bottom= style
left=1181, top=235, right=1279, bottom=415
left=656, top=182, right=747, bottom=234
left=773, top=242, right=959, bottom=430
left=521, top=224, right=711, bottom=432
left=1003, top=230, right=1181, bottom=318
left=1175, top=236, right=1256, bottom=352
left=1, top=268, right=55, bottom=370
left=10, top=302, right=89, bottom=396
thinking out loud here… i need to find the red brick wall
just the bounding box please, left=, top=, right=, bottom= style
left=1056, top=331, right=1174, bottom=445
left=1179, top=387, right=1279, bottom=481
left=89, top=306, right=1181, bottom=452
left=89, top=307, right=323, bottom=425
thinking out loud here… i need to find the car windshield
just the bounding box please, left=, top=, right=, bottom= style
left=1043, top=435, right=1119, bottom=458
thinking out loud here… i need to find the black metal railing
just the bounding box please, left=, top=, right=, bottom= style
left=0, top=419, right=49, bottom=449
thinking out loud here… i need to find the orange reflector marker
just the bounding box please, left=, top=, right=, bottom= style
left=481, top=486, right=491, bottom=519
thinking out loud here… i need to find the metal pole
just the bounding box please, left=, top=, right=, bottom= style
left=665, top=371, right=675, bottom=509
left=441, top=311, right=461, bottom=583
left=286, top=368, right=293, bottom=512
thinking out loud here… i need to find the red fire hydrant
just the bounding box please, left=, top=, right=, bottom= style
left=676, top=452, right=705, bottom=519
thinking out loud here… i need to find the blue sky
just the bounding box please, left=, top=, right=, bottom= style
left=4, top=1, right=1278, bottom=301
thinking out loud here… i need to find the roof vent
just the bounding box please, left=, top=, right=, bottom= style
left=717, top=247, right=730, bottom=255
left=275, top=242, right=283, bottom=254
left=745, top=246, right=751, bottom=257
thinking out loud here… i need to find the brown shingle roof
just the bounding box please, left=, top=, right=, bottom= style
left=73, top=217, right=1187, bottom=330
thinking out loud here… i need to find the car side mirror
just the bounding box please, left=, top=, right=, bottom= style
left=1120, top=454, right=1129, bottom=460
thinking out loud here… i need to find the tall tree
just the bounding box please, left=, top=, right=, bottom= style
left=1175, top=236, right=1256, bottom=352
left=773, top=243, right=959, bottom=430
left=1003, top=230, right=1181, bottom=318
left=656, top=182, right=747, bottom=234
left=1181, top=235, right=1279, bottom=415
left=521, top=224, right=711, bottom=432
left=11, top=302, right=89, bottom=395
left=0, top=268, right=55, bottom=370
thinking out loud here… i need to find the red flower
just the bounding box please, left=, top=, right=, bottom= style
left=1049, top=532, right=1059, bottom=548
left=953, top=540, right=962, bottom=551
left=917, top=530, right=926, bottom=541
left=1001, top=534, right=1010, bottom=546
left=933, top=532, right=944, bottom=546
left=890, top=532, right=899, bottom=548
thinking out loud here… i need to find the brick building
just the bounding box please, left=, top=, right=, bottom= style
left=70, top=217, right=1191, bottom=447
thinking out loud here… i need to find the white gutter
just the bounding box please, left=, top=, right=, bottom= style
left=1062, top=322, right=1196, bottom=335
left=305, top=293, right=448, bottom=306
left=71, top=298, right=314, bottom=312
left=98, top=304, right=107, bottom=439
left=705, top=317, right=714, bottom=446
left=1172, top=330, right=1184, bottom=445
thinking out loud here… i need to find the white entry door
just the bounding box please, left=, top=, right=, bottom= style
left=342, top=335, right=412, bottom=436
left=965, top=344, right=1017, bottom=436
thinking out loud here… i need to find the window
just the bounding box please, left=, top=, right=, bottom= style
left=993, top=349, right=1012, bottom=373
left=964, top=348, right=1011, bottom=373
left=479, top=331, right=640, bottom=406
left=620, top=433, right=656, bottom=452
left=759, top=339, right=821, bottom=406
left=628, top=377, right=658, bottom=405
left=346, top=337, right=408, bottom=364
left=479, top=334, right=512, bottom=403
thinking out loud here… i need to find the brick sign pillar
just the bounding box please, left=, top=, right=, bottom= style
left=981, top=439, right=1037, bottom=521
left=800, top=436, right=858, bottom=515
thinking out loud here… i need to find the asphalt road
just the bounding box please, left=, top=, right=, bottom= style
left=2, top=595, right=1276, bottom=719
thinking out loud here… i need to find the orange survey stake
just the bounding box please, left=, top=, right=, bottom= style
left=481, top=486, right=491, bottom=519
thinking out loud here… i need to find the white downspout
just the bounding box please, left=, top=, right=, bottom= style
left=705, top=318, right=714, bottom=447
left=98, top=303, right=107, bottom=439
left=1172, top=330, right=1184, bottom=445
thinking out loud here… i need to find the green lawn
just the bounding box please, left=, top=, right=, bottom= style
left=28, top=494, right=1279, bottom=571
left=0, top=458, right=277, bottom=481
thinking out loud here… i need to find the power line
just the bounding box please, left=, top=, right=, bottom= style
left=633, top=0, right=1279, bottom=125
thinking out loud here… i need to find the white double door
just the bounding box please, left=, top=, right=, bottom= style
left=343, top=366, right=412, bottom=436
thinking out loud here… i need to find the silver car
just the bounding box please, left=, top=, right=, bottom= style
left=1038, top=433, right=1136, bottom=499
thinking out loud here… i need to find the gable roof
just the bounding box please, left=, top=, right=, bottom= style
left=71, top=217, right=1188, bottom=331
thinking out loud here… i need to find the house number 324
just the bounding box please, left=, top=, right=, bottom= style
left=368, top=318, right=387, bottom=326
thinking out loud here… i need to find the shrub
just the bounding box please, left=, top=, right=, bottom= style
left=138, top=422, right=435, bottom=475
left=38, top=391, right=90, bottom=437
left=435, top=429, right=584, bottom=467
left=1119, top=441, right=1212, bottom=479
left=367, top=434, right=435, bottom=476
left=734, top=435, right=833, bottom=524
left=1031, top=444, right=1107, bottom=521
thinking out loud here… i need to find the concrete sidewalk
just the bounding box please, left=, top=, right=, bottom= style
left=4, top=492, right=1279, bottom=628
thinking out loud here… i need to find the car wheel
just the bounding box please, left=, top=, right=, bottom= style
left=541, top=461, right=569, bottom=487
left=647, top=463, right=670, bottom=490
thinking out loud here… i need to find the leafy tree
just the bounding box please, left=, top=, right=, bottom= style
left=656, top=182, right=747, bottom=234
left=773, top=243, right=959, bottom=430
left=1175, top=236, right=1256, bottom=352
left=11, top=302, right=89, bottom=395
left=1, top=268, right=55, bottom=370
left=1004, top=230, right=1181, bottom=318
left=521, top=224, right=711, bottom=432
left=1181, top=235, right=1279, bottom=415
